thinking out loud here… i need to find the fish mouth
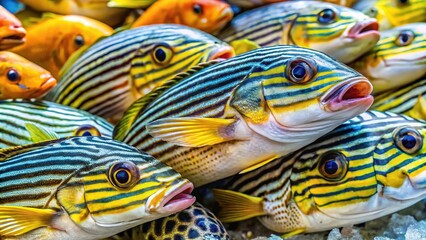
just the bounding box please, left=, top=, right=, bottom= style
left=321, top=78, right=373, bottom=112
left=30, top=76, right=57, bottom=98
left=0, top=27, right=26, bottom=49
left=147, top=181, right=195, bottom=214
left=208, top=46, right=235, bottom=61
left=346, top=19, right=379, bottom=39
left=218, top=7, right=234, bottom=23
left=384, top=55, right=426, bottom=65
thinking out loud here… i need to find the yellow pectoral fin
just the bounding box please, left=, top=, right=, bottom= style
left=0, top=206, right=57, bottom=237
left=229, top=39, right=261, bottom=55
left=212, top=189, right=265, bottom=222
left=406, top=95, right=426, bottom=120
left=108, top=0, right=155, bottom=8
left=281, top=228, right=306, bottom=238
left=239, top=156, right=279, bottom=174
left=25, top=123, right=60, bottom=143
left=146, top=118, right=236, bottom=147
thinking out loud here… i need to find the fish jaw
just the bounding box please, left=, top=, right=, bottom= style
left=29, top=75, right=57, bottom=98
left=208, top=45, right=235, bottom=61
left=146, top=181, right=195, bottom=214
left=0, top=8, right=26, bottom=50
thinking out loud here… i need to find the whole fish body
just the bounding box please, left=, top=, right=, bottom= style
left=218, top=1, right=380, bottom=63
left=351, top=23, right=426, bottom=94
left=0, top=99, right=113, bottom=149
left=354, top=0, right=426, bottom=30
left=131, top=0, right=234, bottom=34
left=108, top=202, right=229, bottom=240
left=114, top=45, right=374, bottom=187
left=0, top=136, right=195, bottom=239
left=214, top=111, right=426, bottom=236
left=0, top=51, right=56, bottom=100
left=45, top=24, right=235, bottom=120
left=0, top=5, right=25, bottom=50
left=10, top=15, right=114, bottom=79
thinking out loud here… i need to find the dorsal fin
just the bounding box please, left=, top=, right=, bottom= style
left=113, top=60, right=223, bottom=141
left=0, top=138, right=68, bottom=162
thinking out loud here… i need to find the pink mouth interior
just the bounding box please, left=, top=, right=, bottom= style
left=349, top=21, right=379, bottom=38
left=323, top=81, right=373, bottom=111
left=210, top=47, right=235, bottom=61
left=342, top=81, right=372, bottom=100
left=160, top=183, right=196, bottom=213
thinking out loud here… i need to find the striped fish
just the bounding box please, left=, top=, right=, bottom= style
left=0, top=136, right=195, bottom=240
left=351, top=23, right=426, bottom=94
left=114, top=45, right=373, bottom=187
left=218, top=1, right=380, bottom=63
left=227, top=0, right=358, bottom=8
left=108, top=202, right=229, bottom=240
left=45, top=24, right=235, bottom=120
left=0, top=99, right=113, bottom=149
left=213, top=111, right=426, bottom=236
left=354, top=0, right=426, bottom=30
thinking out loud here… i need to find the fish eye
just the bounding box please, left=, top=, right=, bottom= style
left=109, top=162, right=140, bottom=189
left=74, top=124, right=101, bottom=137
left=286, top=57, right=317, bottom=84
left=317, top=8, right=336, bottom=24
left=319, top=151, right=348, bottom=181
left=74, top=35, right=85, bottom=47
left=395, top=30, right=414, bottom=46
left=397, top=0, right=409, bottom=5
left=193, top=4, right=203, bottom=15
left=152, top=44, right=173, bottom=65
left=393, top=127, right=423, bottom=154
left=6, top=69, right=20, bottom=82
left=367, top=7, right=378, bottom=17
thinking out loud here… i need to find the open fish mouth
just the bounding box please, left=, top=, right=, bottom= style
left=321, top=78, right=373, bottom=112
left=29, top=76, right=57, bottom=98
left=208, top=46, right=235, bottom=61
left=384, top=55, right=426, bottom=65
left=0, top=27, right=26, bottom=49
left=346, top=19, right=379, bottom=39
left=147, top=181, right=195, bottom=214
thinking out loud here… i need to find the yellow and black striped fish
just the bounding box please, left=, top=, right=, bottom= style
left=354, top=0, right=426, bottom=30
left=0, top=100, right=113, bottom=149
left=0, top=136, right=195, bottom=239
left=214, top=111, right=426, bottom=237
left=351, top=23, right=426, bottom=94
left=45, top=24, right=235, bottom=120
left=218, top=1, right=380, bottom=63
left=109, top=202, right=229, bottom=240
left=114, top=45, right=373, bottom=187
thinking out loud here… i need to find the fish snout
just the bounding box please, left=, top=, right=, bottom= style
left=0, top=25, right=26, bottom=50
left=146, top=181, right=195, bottom=215
left=208, top=45, right=235, bottom=61
left=34, top=74, right=57, bottom=98
left=346, top=18, right=380, bottom=40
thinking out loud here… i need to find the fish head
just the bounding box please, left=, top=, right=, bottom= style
left=352, top=23, right=426, bottom=94
left=57, top=140, right=195, bottom=235
left=134, top=25, right=235, bottom=95
left=0, top=51, right=56, bottom=99
left=289, top=112, right=426, bottom=232
left=290, top=2, right=379, bottom=63
left=177, top=0, right=234, bottom=34
left=0, top=5, right=26, bottom=50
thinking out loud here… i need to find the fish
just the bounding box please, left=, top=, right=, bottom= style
left=131, top=0, right=233, bottom=34
left=227, top=0, right=358, bottom=8
left=113, top=45, right=374, bottom=187
left=218, top=1, right=380, bottom=63
left=107, top=202, right=229, bottom=240
left=45, top=24, right=235, bottom=120
left=10, top=15, right=114, bottom=79
left=213, top=110, right=426, bottom=237
left=0, top=136, right=195, bottom=239
left=0, top=5, right=25, bottom=50
left=17, top=0, right=129, bottom=26
left=0, top=99, right=113, bottom=148
left=351, top=23, right=426, bottom=94
left=353, top=0, right=426, bottom=30
left=0, top=51, right=56, bottom=100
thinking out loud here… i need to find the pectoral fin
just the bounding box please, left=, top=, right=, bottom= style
left=25, top=123, right=60, bottom=143
left=213, top=189, right=266, bottom=222
left=146, top=118, right=236, bottom=147
left=406, top=95, right=426, bottom=120
left=229, top=39, right=260, bottom=55
left=239, top=156, right=279, bottom=174
left=0, top=206, right=56, bottom=236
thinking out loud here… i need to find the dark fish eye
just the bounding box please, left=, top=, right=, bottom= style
left=398, top=0, right=409, bottom=5
left=318, top=8, right=336, bottom=24
left=319, top=151, right=348, bottom=181
left=193, top=4, right=203, bottom=15
left=74, top=34, right=85, bottom=47
left=6, top=69, right=20, bottom=82
left=393, top=127, right=423, bottom=154
left=74, top=124, right=101, bottom=137
left=286, top=57, right=317, bottom=84
left=395, top=30, right=414, bottom=46
left=109, top=162, right=140, bottom=189
left=367, top=7, right=378, bottom=17
left=152, top=44, right=173, bottom=65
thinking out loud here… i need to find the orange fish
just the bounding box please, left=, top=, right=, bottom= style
left=0, top=5, right=26, bottom=50
left=0, top=51, right=56, bottom=100
left=10, top=15, right=113, bottom=78
left=131, top=0, right=233, bottom=34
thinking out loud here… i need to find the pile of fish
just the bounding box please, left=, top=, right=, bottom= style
left=0, top=0, right=425, bottom=239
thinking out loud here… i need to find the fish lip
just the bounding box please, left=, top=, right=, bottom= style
left=146, top=181, right=195, bottom=214
left=30, top=76, right=57, bottom=98
left=384, top=55, right=426, bottom=65
left=321, top=78, right=373, bottom=112
left=208, top=45, right=235, bottom=61
left=218, top=7, right=234, bottom=23
left=0, top=27, right=27, bottom=49
left=346, top=19, right=380, bottom=39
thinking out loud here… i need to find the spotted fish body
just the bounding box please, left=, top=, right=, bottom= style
left=218, top=1, right=380, bottom=63
left=45, top=24, right=234, bottom=120
left=0, top=100, right=113, bottom=148
left=114, top=45, right=373, bottom=187
left=351, top=23, right=426, bottom=94
left=109, top=202, right=229, bottom=240
left=0, top=137, right=195, bottom=240
left=214, top=111, right=426, bottom=236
